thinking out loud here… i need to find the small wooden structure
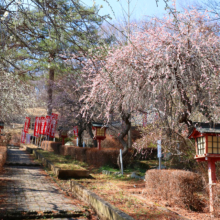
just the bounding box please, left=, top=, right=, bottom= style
left=60, top=129, right=68, bottom=145
left=188, top=122, right=220, bottom=212
left=92, top=122, right=108, bottom=150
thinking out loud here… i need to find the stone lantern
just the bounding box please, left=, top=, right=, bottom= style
left=92, top=122, right=108, bottom=150
left=188, top=122, right=220, bottom=212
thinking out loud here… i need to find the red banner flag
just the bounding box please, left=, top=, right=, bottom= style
left=51, top=113, right=58, bottom=120
left=34, top=117, right=39, bottom=137
left=49, top=114, right=58, bottom=138
left=45, top=116, right=51, bottom=135
left=38, top=117, right=42, bottom=134
left=40, top=116, right=46, bottom=135
left=21, top=131, right=26, bottom=143
left=24, top=117, right=30, bottom=133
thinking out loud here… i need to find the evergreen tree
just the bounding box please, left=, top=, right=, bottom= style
left=0, top=0, right=106, bottom=115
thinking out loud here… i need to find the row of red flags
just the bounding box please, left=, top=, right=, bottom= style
left=21, top=113, right=58, bottom=143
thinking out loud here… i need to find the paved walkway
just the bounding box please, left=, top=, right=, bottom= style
left=6, top=147, right=35, bottom=164
left=0, top=148, right=87, bottom=219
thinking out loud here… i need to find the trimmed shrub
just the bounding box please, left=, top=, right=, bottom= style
left=9, top=132, right=20, bottom=146
left=0, top=133, right=11, bottom=146
left=59, top=145, right=134, bottom=168
left=41, top=141, right=62, bottom=154
left=41, top=141, right=134, bottom=168
left=101, top=135, right=122, bottom=149
left=59, top=145, right=74, bottom=156
left=213, top=184, right=220, bottom=217
left=145, top=169, right=205, bottom=211
left=0, top=146, right=7, bottom=171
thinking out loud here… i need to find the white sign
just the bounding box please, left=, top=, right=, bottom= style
left=157, top=140, right=162, bottom=158
left=120, top=149, right=123, bottom=175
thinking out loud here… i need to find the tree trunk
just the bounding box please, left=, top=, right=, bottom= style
left=87, top=122, right=97, bottom=147
left=78, top=127, right=84, bottom=147
left=117, top=112, right=131, bottom=168
left=47, top=67, right=54, bottom=115
left=77, top=118, right=86, bottom=147
left=127, top=120, right=132, bottom=148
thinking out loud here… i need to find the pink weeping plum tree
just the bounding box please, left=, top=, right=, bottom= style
left=82, top=9, right=220, bottom=164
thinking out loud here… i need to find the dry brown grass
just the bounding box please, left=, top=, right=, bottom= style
left=213, top=183, right=220, bottom=217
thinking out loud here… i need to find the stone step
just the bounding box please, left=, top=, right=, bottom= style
left=0, top=209, right=86, bottom=220
left=4, top=162, right=41, bottom=166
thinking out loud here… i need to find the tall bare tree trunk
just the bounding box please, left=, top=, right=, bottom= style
left=78, top=127, right=84, bottom=147
left=47, top=67, right=54, bottom=115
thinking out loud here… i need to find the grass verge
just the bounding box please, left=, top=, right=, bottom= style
left=35, top=149, right=88, bottom=170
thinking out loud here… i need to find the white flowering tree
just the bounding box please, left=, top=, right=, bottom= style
left=0, top=11, right=35, bottom=124
left=0, top=71, right=34, bottom=123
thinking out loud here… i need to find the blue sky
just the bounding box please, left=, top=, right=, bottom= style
left=82, top=0, right=194, bottom=22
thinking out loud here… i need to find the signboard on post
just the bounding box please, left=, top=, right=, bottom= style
left=24, top=117, right=30, bottom=133
left=157, top=140, right=162, bottom=158
left=157, top=140, right=162, bottom=170
left=120, top=149, right=123, bottom=175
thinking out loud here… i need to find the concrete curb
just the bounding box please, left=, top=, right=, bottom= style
left=21, top=144, right=37, bottom=154
left=33, top=149, right=61, bottom=176
left=70, top=181, right=135, bottom=220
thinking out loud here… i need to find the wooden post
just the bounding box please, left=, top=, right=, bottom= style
left=208, top=159, right=216, bottom=213
left=97, top=139, right=101, bottom=150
